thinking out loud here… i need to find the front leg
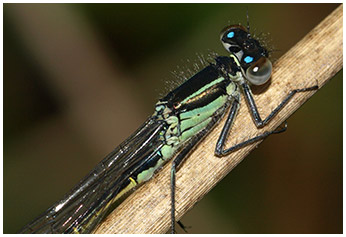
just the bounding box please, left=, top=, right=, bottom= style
left=242, top=83, right=318, bottom=127
left=215, top=82, right=318, bottom=157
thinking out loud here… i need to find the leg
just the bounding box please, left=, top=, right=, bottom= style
left=215, top=94, right=240, bottom=156
left=216, top=121, right=287, bottom=156
left=215, top=83, right=317, bottom=156
left=170, top=101, right=232, bottom=233
left=170, top=136, right=201, bottom=233
left=214, top=93, right=287, bottom=156
left=170, top=113, right=223, bottom=233
left=242, top=83, right=318, bottom=127
left=171, top=147, right=192, bottom=233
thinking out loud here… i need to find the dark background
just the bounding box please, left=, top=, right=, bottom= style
left=4, top=3, right=342, bottom=233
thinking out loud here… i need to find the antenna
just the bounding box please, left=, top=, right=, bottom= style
left=246, top=7, right=250, bottom=36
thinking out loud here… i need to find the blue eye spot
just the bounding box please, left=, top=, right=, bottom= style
left=227, top=31, right=234, bottom=38
left=244, top=56, right=254, bottom=64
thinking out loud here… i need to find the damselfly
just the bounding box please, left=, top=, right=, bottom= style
left=19, top=17, right=319, bottom=233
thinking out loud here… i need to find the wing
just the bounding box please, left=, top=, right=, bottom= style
left=19, top=116, right=166, bottom=233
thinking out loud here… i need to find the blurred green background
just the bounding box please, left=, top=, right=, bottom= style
left=4, top=3, right=342, bottom=233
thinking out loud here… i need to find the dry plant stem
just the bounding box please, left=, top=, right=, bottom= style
left=95, top=5, right=342, bottom=234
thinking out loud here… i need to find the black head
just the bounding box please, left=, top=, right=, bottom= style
left=220, top=25, right=272, bottom=85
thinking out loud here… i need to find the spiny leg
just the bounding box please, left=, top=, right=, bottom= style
left=217, top=121, right=287, bottom=156
left=242, top=83, right=318, bottom=127
left=170, top=115, right=222, bottom=233
left=170, top=137, right=200, bottom=233
left=215, top=94, right=240, bottom=156
left=216, top=83, right=318, bottom=156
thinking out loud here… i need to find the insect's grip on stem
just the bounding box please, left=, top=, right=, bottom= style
left=94, top=5, right=342, bottom=234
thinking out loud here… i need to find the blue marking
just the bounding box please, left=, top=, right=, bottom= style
left=227, top=31, right=234, bottom=38
left=244, top=56, right=254, bottom=63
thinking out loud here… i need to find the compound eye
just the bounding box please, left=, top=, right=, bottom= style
left=245, top=57, right=272, bottom=85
